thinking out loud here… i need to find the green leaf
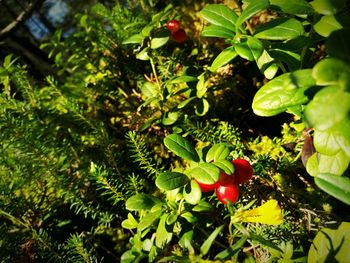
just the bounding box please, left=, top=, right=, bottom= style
left=171, top=75, right=197, bottom=83
left=254, top=18, right=304, bottom=40
left=156, top=172, right=190, bottom=191
left=314, top=15, right=342, bottom=37
left=201, top=25, right=235, bottom=38
left=334, top=119, right=350, bottom=158
left=121, top=250, right=139, bottom=263
left=138, top=210, right=163, bottom=231
left=235, top=38, right=263, bottom=61
left=122, top=34, right=144, bottom=45
left=318, top=151, right=349, bottom=176
left=183, top=180, right=202, bottom=205
left=326, top=29, right=350, bottom=63
left=308, top=222, right=350, bottom=262
left=178, top=97, right=196, bottom=109
left=200, top=4, right=237, bottom=32
left=270, top=0, right=314, bottom=15
left=310, top=0, right=347, bottom=15
left=252, top=69, right=315, bottom=116
left=215, top=236, right=248, bottom=260
left=189, top=163, right=220, bottom=184
left=315, top=173, right=350, bottom=205
left=269, top=49, right=301, bottom=71
left=210, top=46, right=238, bottom=72
left=126, top=194, right=161, bottom=211
left=166, top=213, right=178, bottom=225
left=164, top=134, right=200, bottom=162
left=162, top=111, right=179, bottom=126
left=236, top=0, right=269, bottom=31
left=200, top=225, right=225, bottom=256
left=312, top=58, right=350, bottom=86
left=141, top=82, right=159, bottom=99
left=196, top=73, right=207, bottom=98
left=256, top=50, right=279, bottom=79
left=206, top=143, right=231, bottom=162
left=304, top=86, right=350, bottom=131
left=192, top=200, right=213, bottom=212
left=313, top=129, right=340, bottom=155
left=179, top=230, right=194, bottom=250
left=155, top=214, right=173, bottom=248
left=136, top=48, right=150, bottom=61
left=121, top=213, right=138, bottom=229
left=180, top=212, right=198, bottom=224
left=195, top=98, right=210, bottom=116
left=151, top=29, right=170, bottom=49
left=212, top=160, right=235, bottom=175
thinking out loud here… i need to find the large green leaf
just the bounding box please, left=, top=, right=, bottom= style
left=313, top=129, right=340, bottom=155
left=126, top=194, right=161, bottom=211
left=252, top=69, right=315, bottom=116
left=310, top=0, right=347, bottom=15
left=312, top=58, right=350, bottom=87
left=156, top=172, right=190, bottom=191
left=254, top=18, right=304, bottom=40
left=188, top=163, right=220, bottom=184
left=236, top=0, right=269, bottom=31
left=304, top=86, right=350, bottom=131
left=200, top=4, right=237, bottom=32
left=210, top=46, right=238, bottom=72
left=308, top=222, right=350, bottom=262
left=314, top=173, right=350, bottom=205
left=200, top=225, right=225, bottom=256
left=164, top=134, right=200, bottom=162
left=201, top=25, right=235, bottom=39
left=314, top=14, right=343, bottom=37
left=270, top=0, right=314, bottom=15
left=318, top=151, right=349, bottom=176
left=212, top=160, right=235, bottom=175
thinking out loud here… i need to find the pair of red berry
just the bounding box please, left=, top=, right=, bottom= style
left=166, top=20, right=187, bottom=43
left=196, top=159, right=253, bottom=205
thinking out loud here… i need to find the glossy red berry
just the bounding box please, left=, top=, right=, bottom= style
left=172, top=29, right=187, bottom=43
left=215, top=172, right=239, bottom=205
left=232, top=159, right=253, bottom=185
left=166, top=20, right=181, bottom=33
left=195, top=179, right=219, bottom=193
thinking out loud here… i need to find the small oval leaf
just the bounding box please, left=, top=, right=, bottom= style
left=210, top=46, right=237, bottom=72
left=183, top=180, right=202, bottom=205
left=254, top=18, right=304, bottom=40
left=126, top=194, right=161, bottom=211
left=189, top=163, right=220, bottom=184
left=156, top=172, right=190, bottom=191
left=200, top=4, right=237, bottom=32
left=206, top=143, right=231, bottom=162
left=164, top=134, right=200, bottom=162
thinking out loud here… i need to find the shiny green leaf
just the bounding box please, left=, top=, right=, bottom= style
left=254, top=18, right=304, bottom=40
left=183, top=180, right=202, bottom=205
left=201, top=25, right=235, bottom=38
left=122, top=34, right=144, bottom=45
left=314, top=15, right=342, bottom=37
left=200, top=4, right=237, bottom=31
left=312, top=58, right=350, bottom=86
left=236, top=0, right=269, bottom=31
left=210, top=46, right=237, bottom=72
left=189, top=163, right=220, bottom=184
left=270, top=0, right=314, bottom=15
left=206, top=143, right=231, bottom=162
left=334, top=119, right=350, bottom=158
left=138, top=210, right=163, bottom=231
left=252, top=69, right=315, bottom=116
left=313, top=129, right=340, bottom=155
left=155, top=214, right=173, bottom=248
left=156, top=172, right=190, bottom=191
left=318, top=151, right=349, bottom=176
left=212, top=160, right=235, bottom=175
left=164, top=134, right=200, bottom=162
left=310, top=0, right=347, bottom=15
left=315, top=173, right=350, bottom=205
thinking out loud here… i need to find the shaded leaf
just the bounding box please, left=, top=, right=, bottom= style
left=200, top=225, right=225, bottom=256
left=156, top=172, right=190, bottom=191
left=164, top=134, right=200, bottom=162
left=210, top=46, right=237, bottom=72
left=126, top=194, right=161, bottom=211
left=315, top=173, right=350, bottom=205
left=236, top=0, right=269, bottom=31
left=189, top=163, right=220, bottom=184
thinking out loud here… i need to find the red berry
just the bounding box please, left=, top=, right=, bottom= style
left=215, top=172, right=239, bottom=205
left=232, top=159, right=253, bottom=185
left=195, top=179, right=219, bottom=193
left=172, top=29, right=187, bottom=43
left=166, top=20, right=181, bottom=33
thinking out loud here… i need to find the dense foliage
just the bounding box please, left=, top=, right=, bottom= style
left=0, top=0, right=349, bottom=262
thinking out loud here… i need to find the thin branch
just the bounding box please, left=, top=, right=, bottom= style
left=0, top=0, right=45, bottom=39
